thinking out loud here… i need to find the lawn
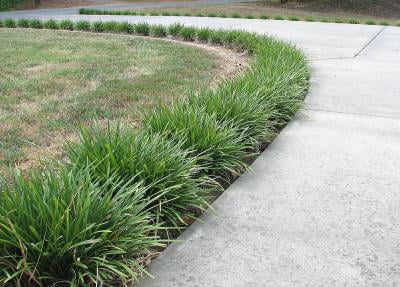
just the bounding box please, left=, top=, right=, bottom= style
left=0, top=28, right=221, bottom=174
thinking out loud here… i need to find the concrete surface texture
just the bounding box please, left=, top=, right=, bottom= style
left=1, top=9, right=400, bottom=287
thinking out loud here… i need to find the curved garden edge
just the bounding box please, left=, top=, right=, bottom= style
left=0, top=18, right=310, bottom=286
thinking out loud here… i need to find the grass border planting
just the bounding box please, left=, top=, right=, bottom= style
left=78, top=8, right=400, bottom=27
left=0, top=19, right=309, bottom=286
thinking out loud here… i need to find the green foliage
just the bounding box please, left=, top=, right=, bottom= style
left=134, top=22, right=150, bottom=35
left=379, top=21, right=389, bottom=26
left=0, top=19, right=310, bottom=285
left=260, top=14, right=269, bottom=19
left=348, top=18, right=360, bottom=24
left=0, top=19, right=3, bottom=27
left=103, top=20, right=119, bottom=32
left=92, top=20, right=105, bottom=32
left=117, top=21, right=134, bottom=33
left=366, top=20, right=376, bottom=25
left=29, top=19, right=43, bottom=29
left=305, top=16, right=316, bottom=22
left=162, top=11, right=171, bottom=16
left=150, top=24, right=167, bottom=37
left=75, top=20, right=91, bottom=31
left=59, top=19, right=74, bottom=31
left=150, top=12, right=159, bottom=16
left=335, top=18, right=344, bottom=23
left=184, top=13, right=192, bottom=16
left=209, top=29, right=225, bottom=45
left=274, top=15, right=285, bottom=20
left=179, top=26, right=196, bottom=41
left=17, top=18, right=29, bottom=28
left=288, top=16, right=300, bottom=21
left=44, top=19, right=59, bottom=29
left=4, top=18, right=16, bottom=28
left=0, top=0, right=25, bottom=11
left=320, top=18, right=329, bottom=22
left=66, top=124, right=212, bottom=226
left=141, top=100, right=250, bottom=178
left=168, top=22, right=184, bottom=36
left=219, top=13, right=227, bottom=18
left=245, top=15, right=255, bottom=19
left=0, top=167, right=161, bottom=286
left=196, top=27, right=212, bottom=42
left=208, top=12, right=217, bottom=17
left=196, top=13, right=205, bottom=17
left=232, top=13, right=241, bottom=18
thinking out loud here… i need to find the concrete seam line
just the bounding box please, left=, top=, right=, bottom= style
left=354, top=26, right=386, bottom=57
left=305, top=107, right=400, bottom=121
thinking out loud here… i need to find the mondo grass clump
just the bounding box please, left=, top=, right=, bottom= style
left=0, top=167, right=162, bottom=286
left=92, top=20, right=105, bottom=32
left=17, top=18, right=29, bottom=28
left=1, top=19, right=309, bottom=284
left=44, top=19, right=59, bottom=29
left=135, top=22, right=150, bottom=36
left=196, top=27, right=212, bottom=43
left=76, top=19, right=91, bottom=31
left=29, top=19, right=43, bottom=29
left=141, top=100, right=251, bottom=179
left=59, top=19, right=74, bottom=30
left=179, top=26, right=196, bottom=41
left=150, top=24, right=167, bottom=38
left=66, top=125, right=212, bottom=227
left=4, top=18, right=16, bottom=28
left=288, top=16, right=300, bottom=21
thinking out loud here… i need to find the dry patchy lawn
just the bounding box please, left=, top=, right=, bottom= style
left=0, top=28, right=223, bottom=174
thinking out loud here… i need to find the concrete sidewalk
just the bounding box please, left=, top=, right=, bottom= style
left=1, top=13, right=399, bottom=286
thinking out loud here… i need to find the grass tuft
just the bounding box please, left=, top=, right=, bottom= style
left=274, top=15, right=285, bottom=20
left=59, top=19, right=74, bottom=31
left=17, top=18, right=30, bottom=28
left=44, top=18, right=59, bottom=29
left=288, top=16, right=300, bottom=21
left=134, top=22, right=150, bottom=35
left=4, top=18, right=16, bottom=28
left=196, top=27, right=212, bottom=42
left=92, top=20, right=105, bottom=32
left=150, top=24, right=167, bottom=37
left=141, top=100, right=251, bottom=179
left=179, top=26, right=196, bottom=41
left=75, top=20, right=91, bottom=31
left=305, top=16, right=316, bottom=22
left=29, top=19, right=43, bottom=29
left=168, top=22, right=184, bottom=37
left=348, top=18, right=360, bottom=24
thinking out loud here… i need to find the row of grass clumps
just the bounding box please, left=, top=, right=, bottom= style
left=0, top=18, right=309, bottom=286
left=78, top=8, right=400, bottom=27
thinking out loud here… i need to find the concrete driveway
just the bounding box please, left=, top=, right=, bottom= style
left=1, top=10, right=399, bottom=287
